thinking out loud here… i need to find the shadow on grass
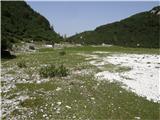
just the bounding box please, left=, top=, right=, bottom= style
left=1, top=50, right=16, bottom=59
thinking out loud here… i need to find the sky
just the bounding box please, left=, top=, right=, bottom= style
left=26, top=1, right=158, bottom=37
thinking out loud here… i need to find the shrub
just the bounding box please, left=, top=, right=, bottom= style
left=57, top=65, right=69, bottom=77
left=39, top=64, right=69, bottom=78
left=17, top=60, right=27, bottom=68
left=39, top=65, right=56, bottom=78
left=29, top=45, right=35, bottom=50
left=59, top=51, right=66, bottom=56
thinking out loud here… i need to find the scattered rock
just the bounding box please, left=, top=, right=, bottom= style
left=57, top=102, right=62, bottom=105
left=73, top=115, right=76, bottom=119
left=91, top=97, right=95, bottom=100
left=65, top=105, right=71, bottom=109
left=29, top=45, right=35, bottom=50
left=56, top=87, right=62, bottom=91
left=44, top=44, right=53, bottom=48
left=134, top=116, right=141, bottom=120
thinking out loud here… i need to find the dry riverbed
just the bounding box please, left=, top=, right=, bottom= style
left=1, top=46, right=160, bottom=119
left=80, top=51, right=160, bottom=102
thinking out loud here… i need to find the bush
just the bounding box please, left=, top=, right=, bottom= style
left=29, top=45, right=35, bottom=50
left=58, top=65, right=69, bottom=77
left=59, top=51, right=66, bottom=56
left=39, top=64, right=69, bottom=78
left=17, top=60, right=27, bottom=68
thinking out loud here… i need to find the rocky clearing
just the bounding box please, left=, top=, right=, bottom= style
left=81, top=52, right=160, bottom=102
left=1, top=46, right=159, bottom=119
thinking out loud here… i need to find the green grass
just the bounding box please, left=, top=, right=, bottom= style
left=4, top=75, right=159, bottom=119
left=101, top=63, right=132, bottom=73
left=1, top=45, right=159, bottom=120
left=64, top=45, right=160, bottom=54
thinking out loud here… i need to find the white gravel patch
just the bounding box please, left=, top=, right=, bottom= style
left=96, top=71, right=121, bottom=82
left=93, top=51, right=110, bottom=54
left=72, top=69, right=93, bottom=75
left=89, top=61, right=106, bottom=66
left=1, top=65, right=50, bottom=119
left=94, top=53, right=160, bottom=102
left=2, top=95, right=29, bottom=118
left=77, top=53, right=99, bottom=60
left=44, top=44, right=53, bottom=48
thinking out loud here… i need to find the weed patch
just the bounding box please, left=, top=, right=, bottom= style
left=39, top=64, right=69, bottom=78
left=17, top=60, right=27, bottom=68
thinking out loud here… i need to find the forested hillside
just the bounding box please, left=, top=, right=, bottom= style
left=1, top=1, right=62, bottom=51
left=68, top=6, right=160, bottom=48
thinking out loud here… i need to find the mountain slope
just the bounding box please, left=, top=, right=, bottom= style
left=1, top=1, right=62, bottom=50
left=68, top=6, right=160, bottom=48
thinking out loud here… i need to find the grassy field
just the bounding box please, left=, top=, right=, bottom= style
left=1, top=45, right=159, bottom=120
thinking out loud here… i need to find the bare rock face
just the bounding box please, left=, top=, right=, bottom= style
left=151, top=10, right=156, bottom=14
left=12, top=43, right=36, bottom=53
left=150, top=10, right=156, bottom=14
left=157, top=11, right=160, bottom=15
left=150, top=6, right=160, bottom=15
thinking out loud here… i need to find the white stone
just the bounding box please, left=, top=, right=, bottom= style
left=44, top=44, right=53, bottom=48
left=135, top=116, right=141, bottom=119
left=36, top=80, right=41, bottom=84
left=91, top=97, right=95, bottom=100
left=56, top=87, right=62, bottom=91
left=57, top=102, right=62, bottom=105
left=65, top=105, right=71, bottom=109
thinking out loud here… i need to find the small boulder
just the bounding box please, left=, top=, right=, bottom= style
left=29, top=45, right=35, bottom=50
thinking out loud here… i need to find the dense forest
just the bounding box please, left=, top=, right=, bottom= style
left=1, top=1, right=63, bottom=51
left=68, top=6, right=160, bottom=48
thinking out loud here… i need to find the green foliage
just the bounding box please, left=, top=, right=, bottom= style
left=1, top=1, right=63, bottom=50
left=17, top=60, right=27, bottom=68
left=68, top=6, right=160, bottom=48
left=39, top=64, right=69, bottom=78
left=1, top=38, right=12, bottom=50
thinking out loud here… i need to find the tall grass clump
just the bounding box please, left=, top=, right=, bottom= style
left=59, top=51, right=66, bottom=56
left=17, top=60, right=27, bottom=68
left=39, top=64, right=69, bottom=78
